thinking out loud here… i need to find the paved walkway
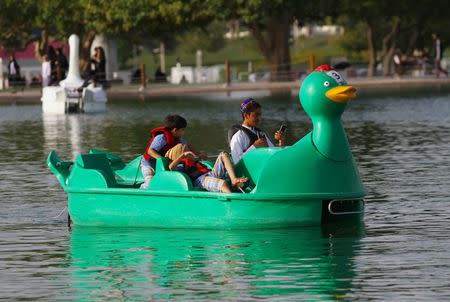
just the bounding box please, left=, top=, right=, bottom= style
left=1, top=76, right=450, bottom=103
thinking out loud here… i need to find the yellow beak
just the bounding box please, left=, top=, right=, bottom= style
left=325, top=86, right=357, bottom=103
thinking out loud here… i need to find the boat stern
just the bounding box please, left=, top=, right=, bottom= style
left=321, top=198, right=365, bottom=224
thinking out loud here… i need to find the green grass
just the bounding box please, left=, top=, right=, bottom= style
left=292, top=35, right=348, bottom=64
left=127, top=35, right=352, bottom=76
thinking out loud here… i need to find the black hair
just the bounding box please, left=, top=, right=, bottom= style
left=241, top=100, right=261, bottom=119
left=165, top=114, right=187, bottom=129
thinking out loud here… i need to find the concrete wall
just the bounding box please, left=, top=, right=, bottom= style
left=170, top=65, right=224, bottom=84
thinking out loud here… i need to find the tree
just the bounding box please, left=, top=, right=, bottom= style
left=0, top=0, right=38, bottom=51
left=2, top=0, right=213, bottom=74
left=207, top=0, right=333, bottom=81
left=70, top=0, right=213, bottom=73
left=175, top=21, right=226, bottom=54
left=338, top=0, right=450, bottom=76
left=337, top=1, right=405, bottom=76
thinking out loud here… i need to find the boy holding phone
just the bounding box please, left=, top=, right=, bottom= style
left=229, top=98, right=286, bottom=163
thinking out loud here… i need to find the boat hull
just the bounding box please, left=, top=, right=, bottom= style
left=67, top=189, right=364, bottom=228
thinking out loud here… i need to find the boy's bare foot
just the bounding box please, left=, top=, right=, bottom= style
left=232, top=177, right=248, bottom=187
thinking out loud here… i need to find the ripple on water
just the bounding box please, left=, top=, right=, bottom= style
left=0, top=92, right=450, bottom=300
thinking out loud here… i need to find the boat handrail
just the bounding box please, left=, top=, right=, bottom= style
left=328, top=199, right=365, bottom=215
left=64, top=87, right=82, bottom=99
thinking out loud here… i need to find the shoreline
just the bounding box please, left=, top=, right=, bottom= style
left=1, top=76, right=450, bottom=103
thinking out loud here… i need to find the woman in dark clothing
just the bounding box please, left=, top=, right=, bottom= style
left=47, top=46, right=57, bottom=84
left=91, top=46, right=106, bottom=82
left=7, top=55, right=21, bottom=89
left=97, top=47, right=106, bottom=81
left=55, top=47, right=68, bottom=80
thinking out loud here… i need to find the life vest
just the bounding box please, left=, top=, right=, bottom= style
left=179, top=158, right=211, bottom=180
left=143, top=126, right=179, bottom=161
left=227, top=124, right=262, bottom=152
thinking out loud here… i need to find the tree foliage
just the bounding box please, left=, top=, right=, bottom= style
left=3, top=0, right=450, bottom=79
left=337, top=0, right=450, bottom=75
left=1, top=0, right=213, bottom=72
left=175, top=21, right=226, bottom=54
left=204, top=0, right=334, bottom=81
left=0, top=0, right=38, bottom=50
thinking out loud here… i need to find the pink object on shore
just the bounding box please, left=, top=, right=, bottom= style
left=0, top=41, right=68, bottom=59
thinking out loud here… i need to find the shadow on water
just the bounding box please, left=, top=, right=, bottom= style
left=67, top=224, right=365, bottom=300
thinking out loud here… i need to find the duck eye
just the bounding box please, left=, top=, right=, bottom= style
left=324, top=81, right=330, bottom=87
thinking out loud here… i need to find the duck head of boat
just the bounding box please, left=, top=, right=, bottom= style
left=234, top=64, right=364, bottom=198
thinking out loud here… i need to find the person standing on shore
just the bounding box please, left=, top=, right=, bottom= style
left=91, top=47, right=106, bottom=82
left=97, top=47, right=106, bottom=82
left=431, top=33, right=448, bottom=77
left=393, top=49, right=404, bottom=79
left=47, top=46, right=57, bottom=84
left=42, top=55, right=52, bottom=87
left=55, top=47, right=68, bottom=80
left=7, top=55, right=20, bottom=90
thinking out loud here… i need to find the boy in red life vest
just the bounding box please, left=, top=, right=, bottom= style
left=166, top=144, right=248, bottom=193
left=140, top=114, right=205, bottom=189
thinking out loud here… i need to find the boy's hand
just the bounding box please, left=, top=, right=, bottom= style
left=182, top=151, right=196, bottom=160
left=253, top=137, right=268, bottom=148
left=274, top=131, right=286, bottom=147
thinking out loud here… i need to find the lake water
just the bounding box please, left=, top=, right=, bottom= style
left=0, top=86, right=449, bottom=300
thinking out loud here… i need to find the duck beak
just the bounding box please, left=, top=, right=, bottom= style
left=326, top=86, right=357, bottom=103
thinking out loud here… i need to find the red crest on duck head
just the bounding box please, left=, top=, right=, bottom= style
left=314, top=64, right=333, bottom=72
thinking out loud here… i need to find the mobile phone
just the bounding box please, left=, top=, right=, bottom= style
left=279, top=124, right=287, bottom=133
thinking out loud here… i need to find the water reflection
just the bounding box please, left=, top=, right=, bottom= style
left=43, top=114, right=82, bottom=160
left=68, top=225, right=364, bottom=300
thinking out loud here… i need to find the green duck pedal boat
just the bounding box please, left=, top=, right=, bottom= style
left=47, top=65, right=366, bottom=228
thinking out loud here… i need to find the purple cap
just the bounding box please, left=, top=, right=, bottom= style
left=240, top=98, right=258, bottom=113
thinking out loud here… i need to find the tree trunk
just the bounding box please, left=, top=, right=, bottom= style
left=380, top=17, right=400, bottom=76
left=382, top=47, right=396, bottom=76
left=250, top=16, right=292, bottom=82
left=406, top=27, right=419, bottom=55
left=366, top=24, right=377, bottom=77
left=79, top=30, right=97, bottom=76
